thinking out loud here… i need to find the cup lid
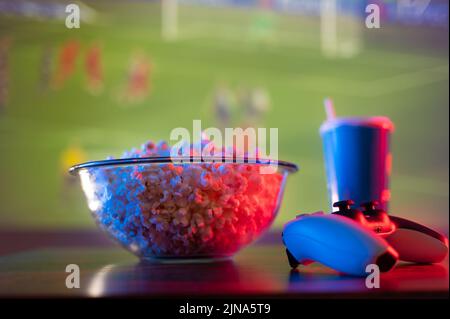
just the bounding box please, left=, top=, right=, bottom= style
left=320, top=116, right=394, bottom=134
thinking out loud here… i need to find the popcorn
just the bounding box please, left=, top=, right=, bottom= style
left=85, top=138, right=284, bottom=258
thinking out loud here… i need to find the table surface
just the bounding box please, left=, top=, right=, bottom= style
left=0, top=230, right=448, bottom=298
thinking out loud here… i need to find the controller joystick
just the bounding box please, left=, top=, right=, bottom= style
left=333, top=199, right=354, bottom=210
left=361, top=200, right=380, bottom=213
left=360, top=201, right=390, bottom=221
left=333, top=200, right=366, bottom=223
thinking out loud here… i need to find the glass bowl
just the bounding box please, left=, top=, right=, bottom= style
left=70, top=157, right=298, bottom=261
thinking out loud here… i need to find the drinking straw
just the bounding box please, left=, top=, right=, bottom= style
left=324, top=97, right=336, bottom=120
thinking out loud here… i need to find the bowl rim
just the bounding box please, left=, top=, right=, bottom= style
left=69, top=156, right=299, bottom=175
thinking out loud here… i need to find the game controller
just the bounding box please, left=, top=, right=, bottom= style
left=332, top=200, right=449, bottom=264
left=282, top=200, right=448, bottom=276
left=282, top=213, right=399, bottom=276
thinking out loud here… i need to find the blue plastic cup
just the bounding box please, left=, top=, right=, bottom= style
left=320, top=117, right=394, bottom=211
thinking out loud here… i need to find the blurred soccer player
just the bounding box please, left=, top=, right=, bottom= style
left=213, top=84, right=232, bottom=130
left=244, top=87, right=270, bottom=127
left=0, top=36, right=12, bottom=113
left=84, top=42, right=103, bottom=95
left=120, top=51, right=152, bottom=104
left=52, top=40, right=80, bottom=89
left=249, top=0, right=277, bottom=44
left=39, top=45, right=54, bottom=92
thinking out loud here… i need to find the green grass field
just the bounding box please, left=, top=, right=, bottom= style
left=0, top=1, right=448, bottom=231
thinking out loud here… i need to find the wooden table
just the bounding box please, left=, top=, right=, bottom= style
left=0, top=230, right=448, bottom=298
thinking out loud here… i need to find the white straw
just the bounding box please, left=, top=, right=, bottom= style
left=324, top=97, right=336, bottom=120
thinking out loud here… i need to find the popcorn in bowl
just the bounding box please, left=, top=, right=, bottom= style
left=70, top=138, right=297, bottom=260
